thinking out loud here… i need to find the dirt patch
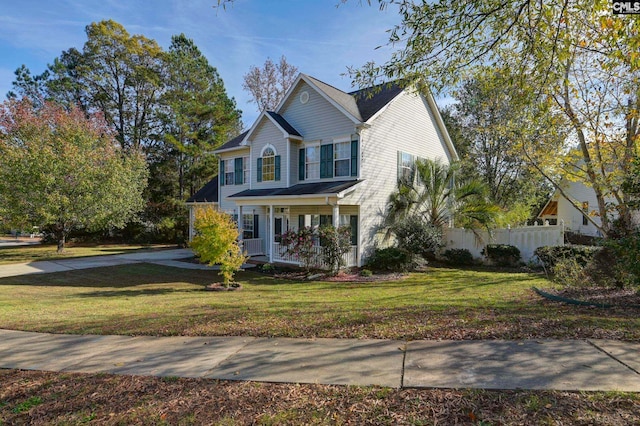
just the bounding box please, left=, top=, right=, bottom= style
left=204, top=283, right=241, bottom=291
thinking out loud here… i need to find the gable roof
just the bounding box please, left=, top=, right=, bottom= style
left=186, top=175, right=219, bottom=203
left=215, top=131, right=249, bottom=153
left=349, top=82, right=404, bottom=122
left=303, top=74, right=363, bottom=122
left=266, top=111, right=301, bottom=137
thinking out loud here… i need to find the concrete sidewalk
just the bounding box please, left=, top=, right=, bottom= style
left=0, top=248, right=255, bottom=278
left=1, top=329, right=639, bottom=391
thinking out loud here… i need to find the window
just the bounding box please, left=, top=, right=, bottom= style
left=242, top=214, right=254, bottom=239
left=305, top=145, right=320, bottom=179
left=243, top=156, right=250, bottom=184
left=224, top=160, right=234, bottom=185
left=398, top=151, right=415, bottom=183
left=334, top=141, right=351, bottom=177
left=262, top=147, right=275, bottom=181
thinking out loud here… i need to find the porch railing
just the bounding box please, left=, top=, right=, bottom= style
left=241, top=238, right=264, bottom=256
left=271, top=243, right=358, bottom=268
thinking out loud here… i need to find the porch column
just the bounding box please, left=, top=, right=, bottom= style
left=237, top=205, right=243, bottom=240
left=269, top=204, right=274, bottom=263
left=332, top=204, right=339, bottom=228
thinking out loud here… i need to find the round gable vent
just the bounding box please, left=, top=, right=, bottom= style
left=300, top=91, right=309, bottom=104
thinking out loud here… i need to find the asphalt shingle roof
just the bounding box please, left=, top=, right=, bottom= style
left=215, top=130, right=249, bottom=152
left=266, top=111, right=301, bottom=137
left=229, top=180, right=361, bottom=199
left=350, top=82, right=404, bottom=122
left=186, top=175, right=219, bottom=203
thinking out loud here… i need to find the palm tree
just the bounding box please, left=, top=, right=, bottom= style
left=385, top=159, right=498, bottom=231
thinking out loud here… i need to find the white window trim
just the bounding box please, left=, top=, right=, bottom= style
left=333, top=140, right=351, bottom=178
left=260, top=144, right=277, bottom=156
left=304, top=142, right=321, bottom=181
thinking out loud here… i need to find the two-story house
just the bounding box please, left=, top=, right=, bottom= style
left=188, top=73, right=458, bottom=267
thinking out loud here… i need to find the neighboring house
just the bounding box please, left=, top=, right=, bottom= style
left=189, top=73, right=458, bottom=267
left=186, top=175, right=219, bottom=242
left=538, top=180, right=612, bottom=237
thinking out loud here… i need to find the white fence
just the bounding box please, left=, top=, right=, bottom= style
left=272, top=243, right=358, bottom=268
left=443, top=225, right=564, bottom=262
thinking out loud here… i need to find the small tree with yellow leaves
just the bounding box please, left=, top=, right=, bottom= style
left=190, top=207, right=246, bottom=286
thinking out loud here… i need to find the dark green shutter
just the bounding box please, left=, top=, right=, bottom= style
left=257, top=157, right=263, bottom=182
left=220, top=160, right=225, bottom=186
left=350, top=215, right=358, bottom=246
left=299, top=148, right=305, bottom=181
left=397, top=151, right=402, bottom=182
left=274, top=155, right=281, bottom=181
left=298, top=215, right=305, bottom=230
left=319, top=215, right=332, bottom=227
left=253, top=214, right=259, bottom=239
left=234, top=158, right=243, bottom=185
left=351, top=140, right=358, bottom=177
left=320, top=144, right=333, bottom=179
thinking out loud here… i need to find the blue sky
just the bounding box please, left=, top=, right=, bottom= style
left=0, top=0, right=402, bottom=127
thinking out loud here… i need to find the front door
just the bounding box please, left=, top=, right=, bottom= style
left=274, top=214, right=289, bottom=243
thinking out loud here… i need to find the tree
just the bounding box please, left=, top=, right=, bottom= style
left=80, top=19, right=164, bottom=150
left=242, top=55, right=298, bottom=112
left=353, top=0, right=640, bottom=237
left=160, top=33, right=242, bottom=200
left=448, top=68, right=552, bottom=225
left=6, top=65, right=49, bottom=107
left=190, top=207, right=246, bottom=285
left=385, top=159, right=499, bottom=233
left=0, top=98, right=148, bottom=252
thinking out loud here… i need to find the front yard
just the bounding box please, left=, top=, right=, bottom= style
left=0, top=263, right=637, bottom=341
left=1, top=263, right=639, bottom=424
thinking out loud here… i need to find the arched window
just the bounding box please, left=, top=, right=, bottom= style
left=262, top=147, right=275, bottom=181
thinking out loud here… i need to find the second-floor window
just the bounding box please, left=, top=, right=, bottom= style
left=220, top=157, right=246, bottom=186
left=334, top=141, right=351, bottom=177
left=306, top=145, right=320, bottom=180
left=398, top=151, right=416, bottom=183
left=300, top=138, right=358, bottom=181
left=257, top=145, right=281, bottom=182
left=224, top=159, right=235, bottom=185
left=262, top=147, right=275, bottom=181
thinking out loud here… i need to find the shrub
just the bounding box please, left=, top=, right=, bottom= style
left=280, top=227, right=316, bottom=272
left=390, top=215, right=442, bottom=260
left=360, top=269, right=373, bottom=277
left=534, top=245, right=600, bottom=270
left=190, top=207, right=246, bottom=286
left=603, top=233, right=640, bottom=288
left=482, top=244, right=521, bottom=266
left=442, top=248, right=474, bottom=266
left=318, top=225, right=353, bottom=275
left=366, top=247, right=415, bottom=272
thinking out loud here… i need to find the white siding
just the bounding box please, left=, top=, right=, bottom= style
left=349, top=90, right=455, bottom=262
left=280, top=82, right=358, bottom=186
left=249, top=119, right=289, bottom=189
left=557, top=181, right=613, bottom=237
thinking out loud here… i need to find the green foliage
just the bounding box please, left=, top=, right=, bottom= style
left=534, top=246, right=600, bottom=270
left=442, top=248, right=474, bottom=266
left=360, top=269, right=373, bottom=277
left=385, top=159, right=498, bottom=236
left=12, top=396, right=43, bottom=413
left=318, top=225, right=353, bottom=275
left=482, top=244, right=521, bottom=267
left=190, top=207, right=246, bottom=285
left=280, top=227, right=316, bottom=272
left=389, top=214, right=442, bottom=260
left=604, top=233, right=640, bottom=288
left=0, top=99, right=148, bottom=252
left=366, top=247, right=415, bottom=272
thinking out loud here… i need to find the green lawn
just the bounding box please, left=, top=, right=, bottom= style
left=0, top=263, right=637, bottom=340
left=0, top=243, right=176, bottom=265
